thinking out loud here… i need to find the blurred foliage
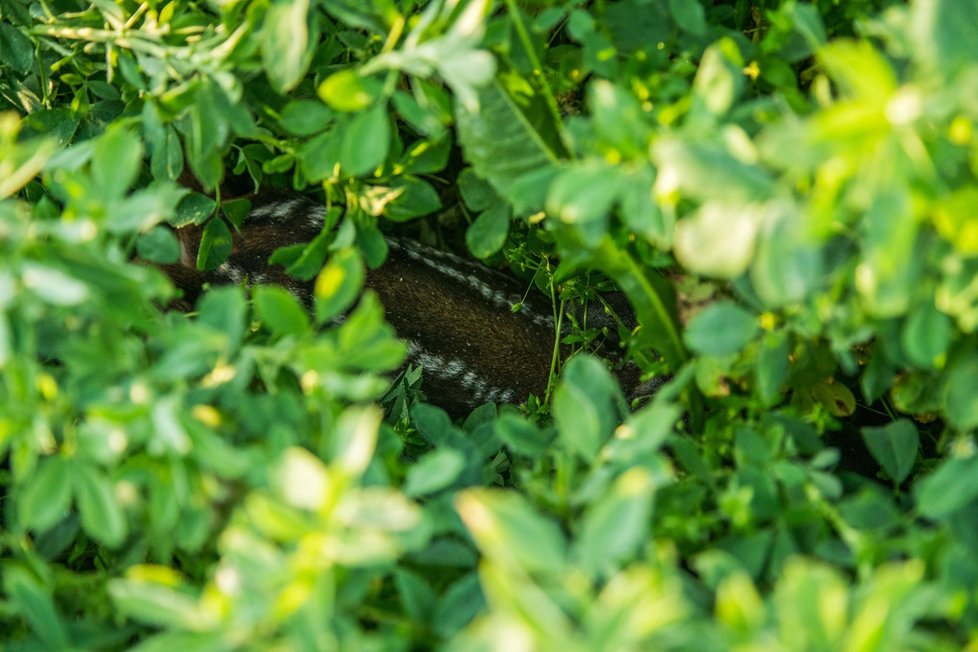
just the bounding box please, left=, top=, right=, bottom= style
left=3, top=0, right=978, bottom=649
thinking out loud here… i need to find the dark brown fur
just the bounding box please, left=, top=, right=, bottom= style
left=161, top=195, right=644, bottom=417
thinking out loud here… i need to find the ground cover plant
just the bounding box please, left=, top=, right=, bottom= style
left=3, top=0, right=978, bottom=648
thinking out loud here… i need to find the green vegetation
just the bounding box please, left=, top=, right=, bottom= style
left=3, top=0, right=978, bottom=648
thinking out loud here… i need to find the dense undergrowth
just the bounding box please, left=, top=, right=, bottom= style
left=3, top=0, right=978, bottom=649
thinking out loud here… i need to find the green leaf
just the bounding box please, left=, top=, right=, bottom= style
left=340, top=104, right=390, bottom=176
left=574, top=468, right=655, bottom=577
left=150, top=127, right=184, bottom=182
left=278, top=227, right=333, bottom=281
left=314, top=247, right=365, bottom=323
left=197, top=285, right=247, bottom=348
left=105, top=185, right=186, bottom=234
left=411, top=403, right=461, bottom=448
left=404, top=449, right=467, bottom=497
left=456, top=79, right=560, bottom=212
left=789, top=4, right=827, bottom=50
left=653, top=138, right=775, bottom=204
left=674, top=201, right=761, bottom=279
left=382, top=178, right=442, bottom=222
left=178, top=81, right=230, bottom=191
left=547, top=161, right=621, bottom=233
left=458, top=168, right=497, bottom=211
left=818, top=40, right=896, bottom=101
left=401, top=134, right=451, bottom=175
left=860, top=419, right=919, bottom=485
left=944, top=353, right=978, bottom=430
left=394, top=569, right=436, bottom=623
left=750, top=203, right=822, bottom=306
left=130, top=632, right=234, bottom=652
left=456, top=489, right=567, bottom=574
left=606, top=402, right=681, bottom=466
left=261, top=0, right=311, bottom=93
left=588, top=81, right=653, bottom=157
left=496, top=412, right=553, bottom=458
left=333, top=294, right=406, bottom=373
left=298, top=128, right=341, bottom=182
left=19, top=456, right=72, bottom=531
left=0, top=22, right=33, bottom=73
left=196, top=217, right=233, bottom=272
left=393, top=87, right=448, bottom=137
left=22, top=263, right=89, bottom=306
left=619, top=166, right=672, bottom=248
left=910, top=0, right=978, bottom=77
left=773, top=560, right=848, bottom=650
left=755, top=331, right=790, bottom=404
left=280, top=99, right=335, bottom=136
left=433, top=573, right=485, bottom=638
left=594, top=238, right=687, bottom=370
left=855, top=192, right=920, bottom=318
left=553, top=355, right=619, bottom=459
left=692, top=41, right=744, bottom=116
left=685, top=301, right=759, bottom=356
left=902, top=301, right=951, bottom=368
left=108, top=578, right=208, bottom=630
left=332, top=405, right=383, bottom=476
left=20, top=108, right=79, bottom=146
left=668, top=0, right=706, bottom=35
left=92, top=126, right=142, bottom=200
left=466, top=203, right=510, bottom=259
left=173, top=192, right=216, bottom=227
left=150, top=396, right=191, bottom=455
left=318, top=69, right=383, bottom=112
left=253, top=285, right=310, bottom=337
left=3, top=566, right=69, bottom=649
left=915, top=455, right=978, bottom=519
left=221, top=197, right=252, bottom=228
left=72, top=463, right=127, bottom=547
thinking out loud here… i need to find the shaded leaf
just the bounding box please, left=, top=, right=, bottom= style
left=404, top=449, right=467, bottom=497
left=685, top=301, right=759, bottom=356
left=19, top=456, right=72, bottom=532
left=253, top=285, right=310, bottom=337
left=72, top=464, right=127, bottom=547
left=916, top=455, right=978, bottom=519
left=466, top=202, right=510, bottom=259
left=340, top=104, right=390, bottom=176
left=196, top=218, right=233, bottom=272
left=861, top=419, right=918, bottom=484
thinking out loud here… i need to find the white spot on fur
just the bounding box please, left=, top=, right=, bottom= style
left=406, top=342, right=516, bottom=406
left=389, top=238, right=555, bottom=330
left=250, top=197, right=306, bottom=222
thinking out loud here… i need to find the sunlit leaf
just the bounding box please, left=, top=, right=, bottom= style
left=456, top=489, right=566, bottom=574
left=314, top=247, right=365, bottom=323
